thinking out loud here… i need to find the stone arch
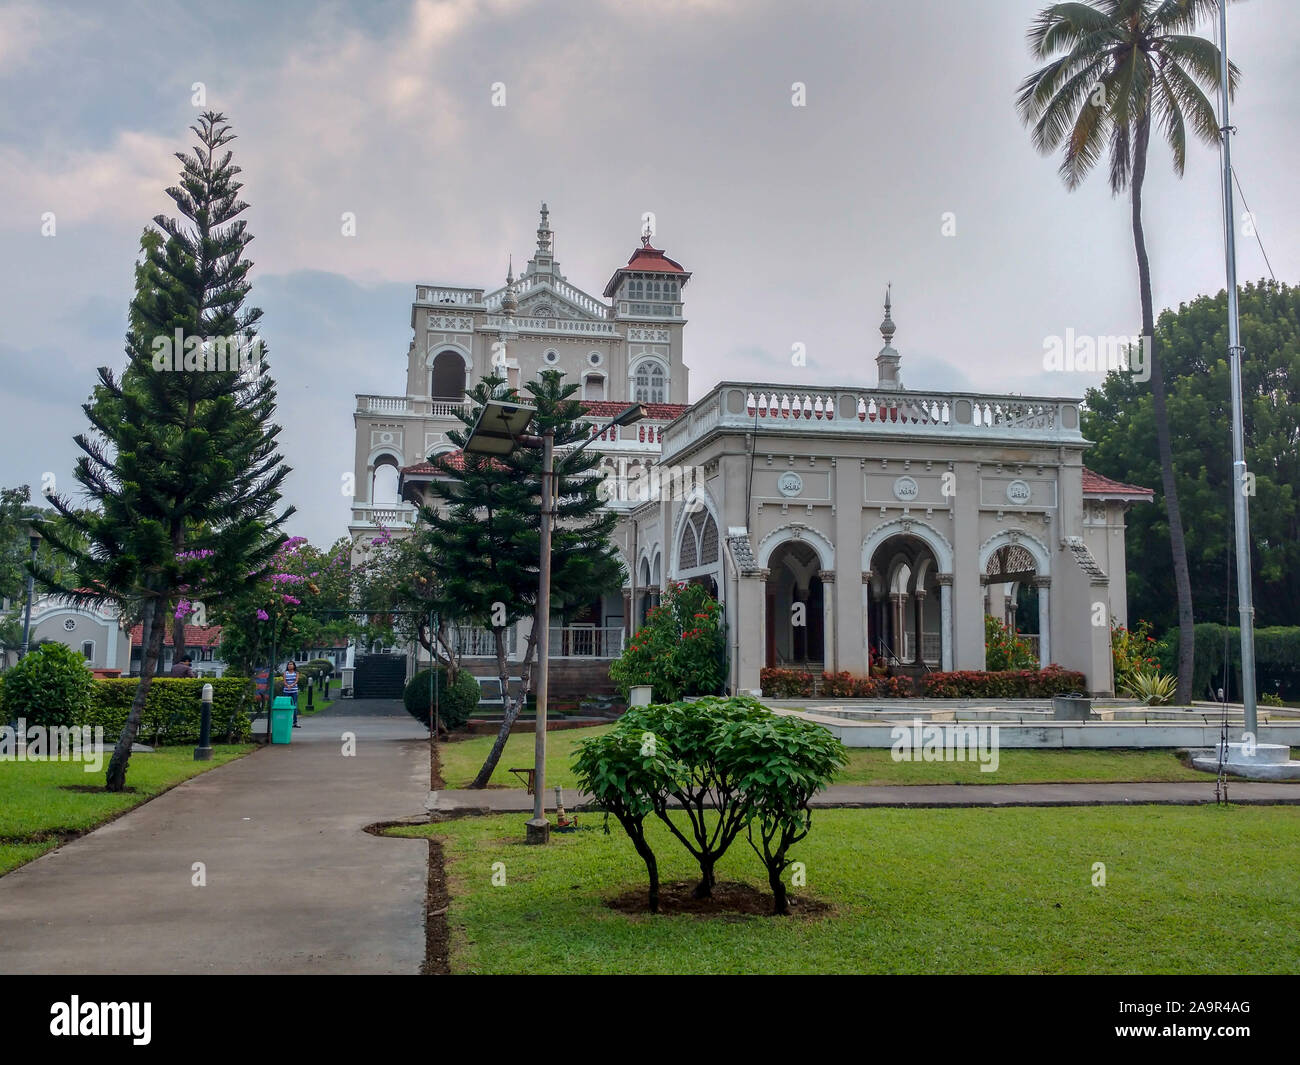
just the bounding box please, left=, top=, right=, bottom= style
left=756, top=523, right=835, bottom=572
left=978, top=529, right=1050, bottom=576
left=861, top=517, right=953, bottom=574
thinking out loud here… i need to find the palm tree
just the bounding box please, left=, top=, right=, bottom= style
left=1017, top=0, right=1239, bottom=704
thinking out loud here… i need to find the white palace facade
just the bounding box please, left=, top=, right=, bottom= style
left=349, top=204, right=1152, bottom=695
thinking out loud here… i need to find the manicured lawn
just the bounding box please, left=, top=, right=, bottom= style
left=438, top=723, right=1214, bottom=788
left=392, top=806, right=1300, bottom=974
left=0, top=745, right=254, bottom=876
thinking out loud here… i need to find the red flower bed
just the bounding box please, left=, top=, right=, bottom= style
left=919, top=664, right=1085, bottom=698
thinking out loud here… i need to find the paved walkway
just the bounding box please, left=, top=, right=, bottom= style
left=430, top=779, right=1300, bottom=816
left=0, top=699, right=430, bottom=975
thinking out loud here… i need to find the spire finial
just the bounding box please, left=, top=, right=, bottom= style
left=880, top=283, right=896, bottom=345
left=536, top=202, right=552, bottom=256
left=641, top=215, right=653, bottom=247
left=506, top=255, right=514, bottom=284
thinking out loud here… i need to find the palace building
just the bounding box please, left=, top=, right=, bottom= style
left=349, top=204, right=1151, bottom=695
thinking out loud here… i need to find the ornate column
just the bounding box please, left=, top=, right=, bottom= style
left=861, top=571, right=873, bottom=671
left=937, top=574, right=954, bottom=672
left=913, top=588, right=927, bottom=666
left=1034, top=575, right=1051, bottom=667
left=818, top=570, right=836, bottom=673
left=889, top=592, right=906, bottom=665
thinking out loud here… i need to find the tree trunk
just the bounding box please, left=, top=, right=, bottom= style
left=1131, top=118, right=1195, bottom=704
left=468, top=627, right=521, bottom=789
left=692, top=855, right=716, bottom=899
left=629, top=823, right=659, bottom=914
left=768, top=863, right=789, bottom=916
left=106, top=598, right=166, bottom=791
left=171, top=605, right=185, bottom=672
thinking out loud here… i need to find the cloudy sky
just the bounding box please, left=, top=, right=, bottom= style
left=2, top=0, right=1296, bottom=545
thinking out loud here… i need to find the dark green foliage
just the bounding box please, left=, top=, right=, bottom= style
left=403, top=667, right=481, bottom=729
left=1084, top=281, right=1300, bottom=632
left=0, top=643, right=96, bottom=728
left=1160, top=623, right=1300, bottom=701
left=37, top=113, right=292, bottom=789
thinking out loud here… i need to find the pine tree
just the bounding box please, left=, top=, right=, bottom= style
left=41, top=112, right=292, bottom=790
left=419, top=370, right=623, bottom=787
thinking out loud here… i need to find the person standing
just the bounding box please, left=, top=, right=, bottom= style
left=169, top=655, right=195, bottom=678
left=284, top=661, right=301, bottom=727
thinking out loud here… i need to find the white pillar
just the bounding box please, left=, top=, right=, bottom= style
left=818, top=570, right=836, bottom=673
left=1036, top=576, right=1051, bottom=667
left=861, top=570, right=873, bottom=671
left=938, top=574, right=954, bottom=672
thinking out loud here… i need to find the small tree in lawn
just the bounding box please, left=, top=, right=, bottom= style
left=622, top=695, right=769, bottom=899
left=720, top=713, right=847, bottom=915
left=38, top=112, right=292, bottom=790
left=572, top=728, right=681, bottom=914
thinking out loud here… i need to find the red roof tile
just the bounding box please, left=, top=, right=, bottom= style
left=1081, top=468, right=1154, bottom=498
left=603, top=242, right=690, bottom=296
left=129, top=623, right=223, bottom=649
left=580, top=400, right=690, bottom=420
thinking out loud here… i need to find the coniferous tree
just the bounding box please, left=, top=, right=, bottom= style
left=419, top=370, right=622, bottom=787
left=41, top=113, right=292, bottom=790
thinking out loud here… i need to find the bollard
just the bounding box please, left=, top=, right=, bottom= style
left=194, top=682, right=213, bottom=761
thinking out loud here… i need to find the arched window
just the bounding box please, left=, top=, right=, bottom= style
left=430, top=350, right=466, bottom=399
left=584, top=373, right=605, bottom=401
left=634, top=361, right=666, bottom=404
left=678, top=509, right=719, bottom=572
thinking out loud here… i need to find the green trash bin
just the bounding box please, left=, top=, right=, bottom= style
left=270, top=695, right=295, bottom=744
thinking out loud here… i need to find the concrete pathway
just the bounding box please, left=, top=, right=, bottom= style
left=430, top=779, right=1300, bottom=816
left=0, top=699, right=431, bottom=975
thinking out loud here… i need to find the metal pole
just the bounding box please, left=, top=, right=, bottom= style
left=19, top=537, right=37, bottom=657
left=195, top=682, right=213, bottom=760
left=527, top=429, right=554, bottom=843
left=1218, top=0, right=1257, bottom=737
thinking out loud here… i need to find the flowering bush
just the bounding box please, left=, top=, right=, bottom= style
left=920, top=665, right=1085, bottom=698
left=759, top=669, right=915, bottom=698
left=609, top=582, right=725, bottom=703
left=1110, top=619, right=1161, bottom=691
left=984, top=614, right=1039, bottom=670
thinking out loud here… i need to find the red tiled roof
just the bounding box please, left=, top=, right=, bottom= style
left=603, top=242, right=689, bottom=296
left=580, top=401, right=690, bottom=420
left=1081, top=468, right=1154, bottom=498
left=129, top=623, right=223, bottom=649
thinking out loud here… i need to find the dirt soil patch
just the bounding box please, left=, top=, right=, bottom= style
left=607, top=879, right=832, bottom=918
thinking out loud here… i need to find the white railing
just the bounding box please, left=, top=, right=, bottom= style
left=660, top=384, right=1082, bottom=459
left=448, top=625, right=516, bottom=657
left=357, top=395, right=470, bottom=418
left=549, top=625, right=625, bottom=658
left=417, top=286, right=484, bottom=306
left=351, top=503, right=418, bottom=528
left=483, top=314, right=620, bottom=335
left=552, top=278, right=610, bottom=319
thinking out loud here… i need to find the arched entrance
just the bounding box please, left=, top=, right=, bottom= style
left=983, top=541, right=1048, bottom=664
left=430, top=350, right=467, bottom=399
left=764, top=540, right=825, bottom=670
left=867, top=534, right=942, bottom=672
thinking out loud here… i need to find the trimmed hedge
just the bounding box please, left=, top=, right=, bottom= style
left=760, top=669, right=914, bottom=698
left=1160, top=624, right=1300, bottom=700
left=759, top=665, right=1086, bottom=699
left=87, top=677, right=254, bottom=744
left=920, top=665, right=1085, bottom=698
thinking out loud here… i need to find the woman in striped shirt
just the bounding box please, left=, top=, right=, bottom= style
left=284, top=661, right=301, bottom=728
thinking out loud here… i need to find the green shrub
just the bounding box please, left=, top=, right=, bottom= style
left=403, top=668, right=480, bottom=729
left=1120, top=668, right=1176, bottom=705
left=1163, top=624, right=1300, bottom=700
left=920, top=665, right=1085, bottom=698
left=1, top=643, right=96, bottom=728
left=88, top=677, right=253, bottom=744
left=610, top=582, right=725, bottom=702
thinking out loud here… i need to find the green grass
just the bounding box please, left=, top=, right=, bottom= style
left=392, top=806, right=1300, bottom=974
left=299, top=696, right=334, bottom=717
left=438, top=724, right=1215, bottom=788
left=0, top=744, right=254, bottom=876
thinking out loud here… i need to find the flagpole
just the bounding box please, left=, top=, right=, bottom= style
left=1216, top=0, right=1257, bottom=736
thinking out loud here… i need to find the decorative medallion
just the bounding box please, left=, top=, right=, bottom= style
left=777, top=471, right=803, bottom=498
left=1006, top=479, right=1032, bottom=504
left=893, top=475, right=919, bottom=502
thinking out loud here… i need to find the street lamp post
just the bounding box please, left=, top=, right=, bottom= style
left=20, top=521, right=43, bottom=659
left=464, top=398, right=646, bottom=844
